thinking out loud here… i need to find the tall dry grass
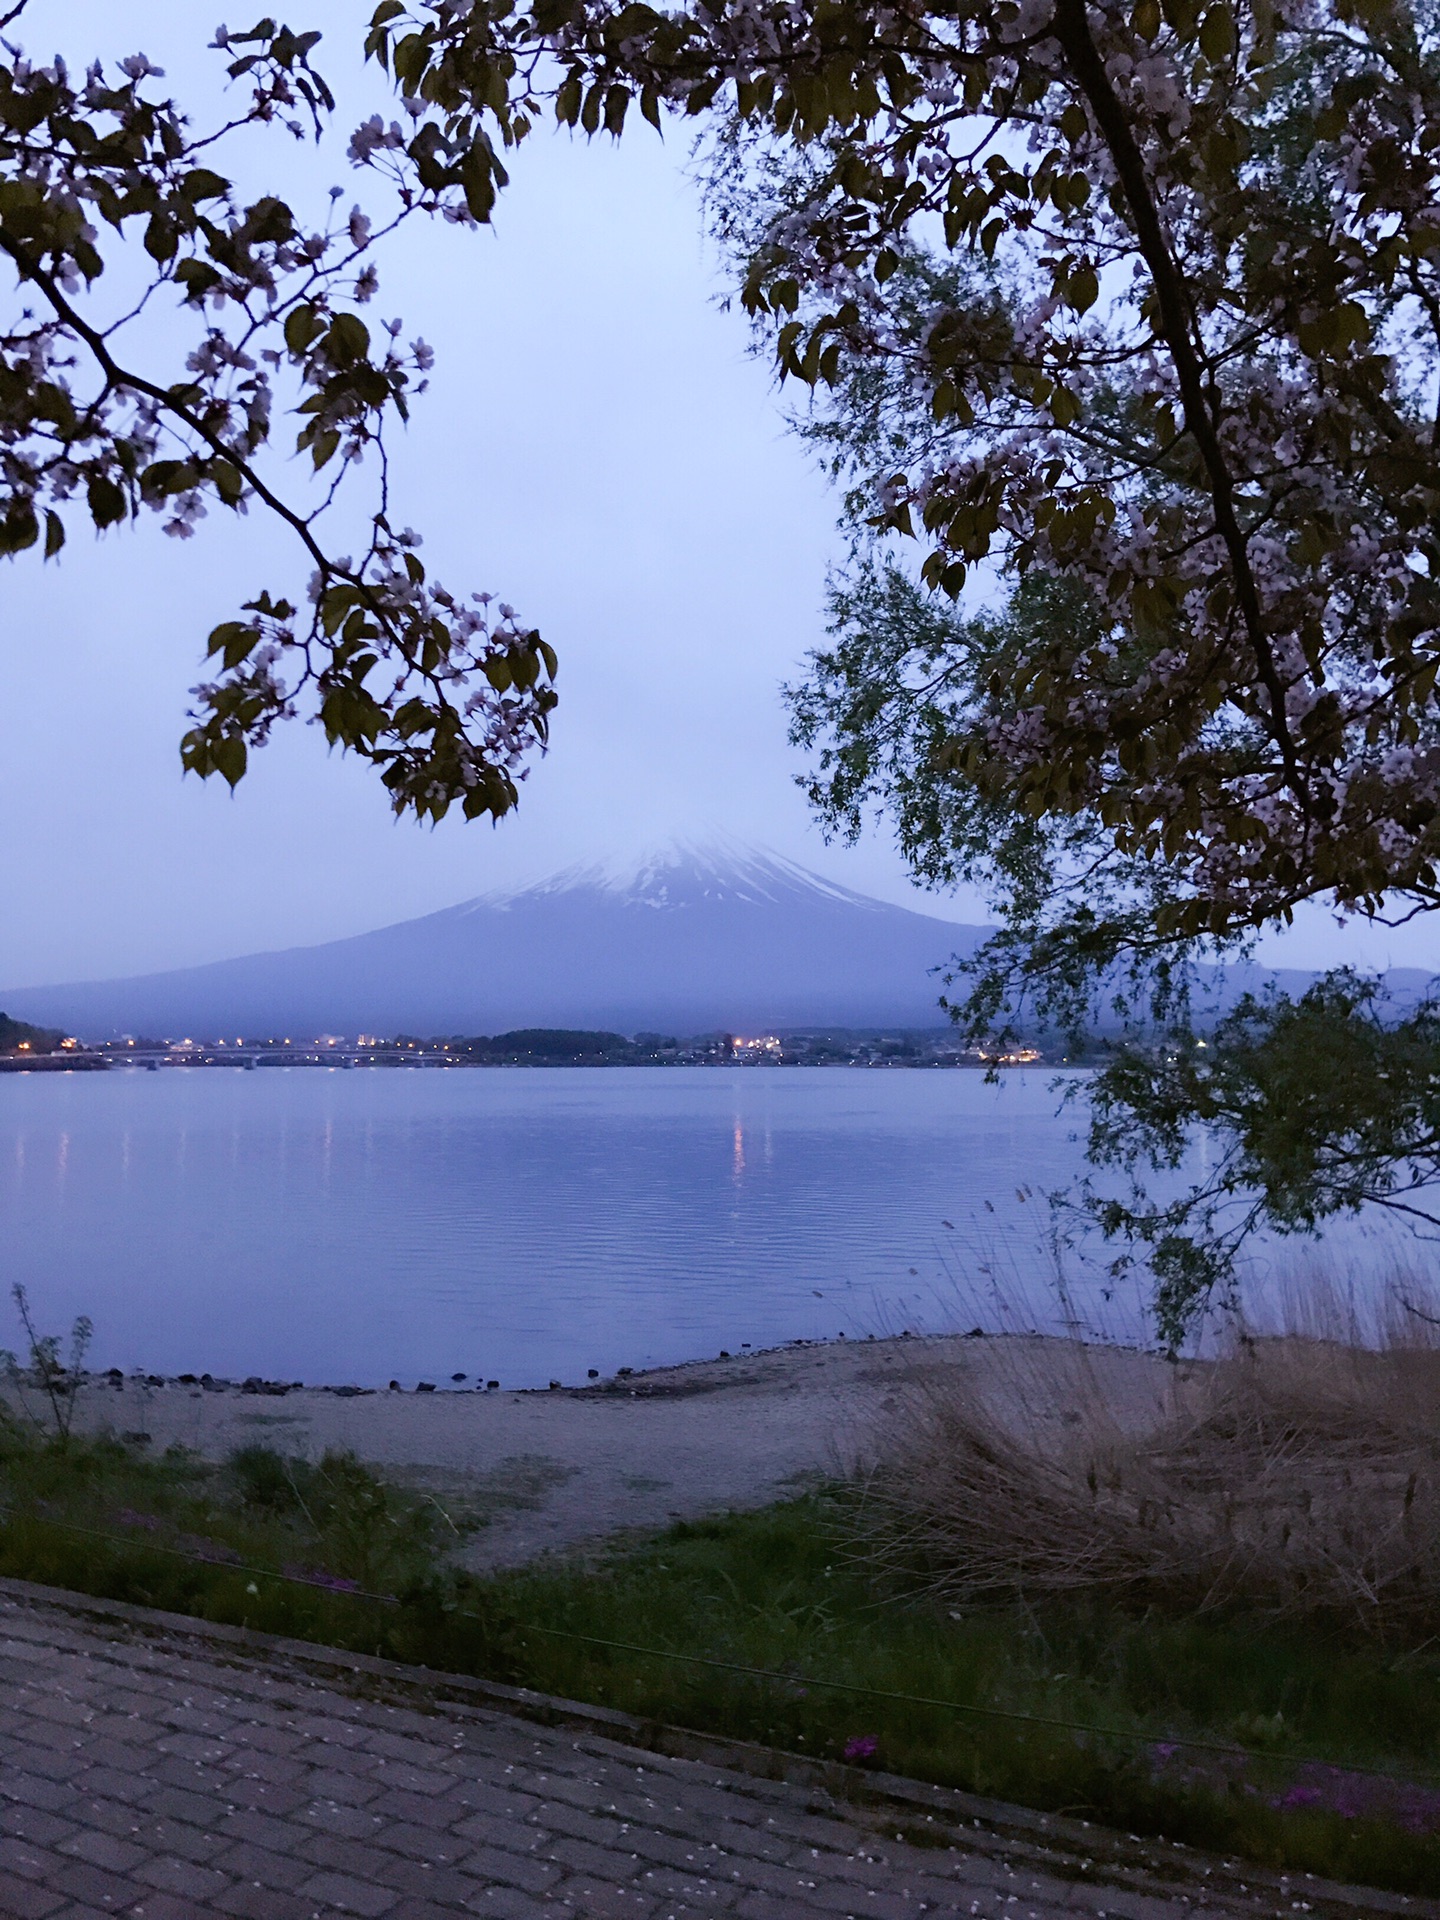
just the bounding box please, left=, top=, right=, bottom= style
left=852, top=1289, right=1440, bottom=1635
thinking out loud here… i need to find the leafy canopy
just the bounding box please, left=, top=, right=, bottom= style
left=370, top=0, right=1440, bottom=908
left=0, top=4, right=554, bottom=821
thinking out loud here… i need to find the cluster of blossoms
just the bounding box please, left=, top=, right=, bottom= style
left=185, top=521, right=555, bottom=822
left=1150, top=1743, right=1440, bottom=1836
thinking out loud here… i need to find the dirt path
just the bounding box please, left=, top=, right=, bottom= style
left=49, top=1335, right=1174, bottom=1566
left=0, top=1575, right=1424, bottom=1920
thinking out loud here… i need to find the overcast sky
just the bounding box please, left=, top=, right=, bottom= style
left=1, top=2, right=1435, bottom=989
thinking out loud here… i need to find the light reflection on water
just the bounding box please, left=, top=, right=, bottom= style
left=0, top=1065, right=1411, bottom=1386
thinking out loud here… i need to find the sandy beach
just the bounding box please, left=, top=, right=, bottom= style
left=27, top=1333, right=1175, bottom=1567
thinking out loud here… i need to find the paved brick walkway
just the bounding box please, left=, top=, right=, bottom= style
left=0, top=1581, right=1427, bottom=1920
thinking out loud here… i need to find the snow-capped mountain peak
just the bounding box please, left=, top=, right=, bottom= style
left=478, top=842, right=887, bottom=916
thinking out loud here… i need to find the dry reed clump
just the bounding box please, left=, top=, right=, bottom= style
left=852, top=1319, right=1440, bottom=1634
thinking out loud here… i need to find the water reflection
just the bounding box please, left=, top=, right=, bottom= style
left=0, top=1066, right=1414, bottom=1387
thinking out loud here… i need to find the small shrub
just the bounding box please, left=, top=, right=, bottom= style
left=0, top=1283, right=92, bottom=1443
left=224, top=1445, right=448, bottom=1594
left=229, top=1443, right=310, bottom=1512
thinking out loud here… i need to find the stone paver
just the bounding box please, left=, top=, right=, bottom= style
left=0, top=1581, right=1428, bottom=1920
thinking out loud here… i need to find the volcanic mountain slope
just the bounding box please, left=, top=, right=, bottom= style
left=2, top=847, right=989, bottom=1040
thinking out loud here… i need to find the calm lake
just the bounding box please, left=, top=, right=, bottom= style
left=0, top=1065, right=1396, bottom=1386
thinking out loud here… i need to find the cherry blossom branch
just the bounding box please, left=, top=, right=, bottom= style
left=0, top=230, right=341, bottom=577
left=1049, top=0, right=1310, bottom=811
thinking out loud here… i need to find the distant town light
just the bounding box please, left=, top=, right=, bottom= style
left=733, top=1034, right=782, bottom=1057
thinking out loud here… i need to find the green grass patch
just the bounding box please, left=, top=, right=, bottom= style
left=0, top=1425, right=516, bottom=1679
left=1, top=1428, right=1437, bottom=1893
left=493, top=1500, right=1440, bottom=1895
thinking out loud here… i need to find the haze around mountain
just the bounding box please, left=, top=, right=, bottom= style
left=0, top=846, right=990, bottom=1040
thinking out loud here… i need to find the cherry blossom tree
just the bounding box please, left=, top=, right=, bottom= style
left=380, top=0, right=1440, bottom=914
left=369, top=0, right=1440, bottom=1334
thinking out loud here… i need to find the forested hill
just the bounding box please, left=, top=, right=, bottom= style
left=0, top=1012, right=62, bottom=1054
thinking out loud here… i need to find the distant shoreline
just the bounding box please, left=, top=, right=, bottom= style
left=2, top=1038, right=1060, bottom=1074
left=2, top=1015, right=1056, bottom=1073
left=0, top=1055, right=1048, bottom=1073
